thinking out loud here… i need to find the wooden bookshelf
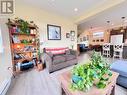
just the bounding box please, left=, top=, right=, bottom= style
left=7, top=18, right=40, bottom=73
left=12, top=43, right=36, bottom=46
left=14, top=51, right=36, bottom=54
left=14, top=58, right=33, bottom=62
left=7, top=22, right=37, bottom=29
left=11, top=32, right=36, bottom=36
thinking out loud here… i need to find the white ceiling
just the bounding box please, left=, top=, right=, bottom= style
left=18, top=0, right=111, bottom=20
left=78, top=0, right=127, bottom=31
left=18, top=0, right=127, bottom=31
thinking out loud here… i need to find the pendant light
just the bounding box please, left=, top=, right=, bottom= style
left=89, top=27, right=93, bottom=40
left=107, top=21, right=110, bottom=34
left=120, top=17, right=125, bottom=32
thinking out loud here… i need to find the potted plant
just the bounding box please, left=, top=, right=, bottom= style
left=37, top=46, right=44, bottom=71
left=71, top=51, right=112, bottom=91
left=16, top=18, right=30, bottom=34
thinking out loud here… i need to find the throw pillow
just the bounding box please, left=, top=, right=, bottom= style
left=47, top=52, right=53, bottom=57
left=65, top=50, right=70, bottom=55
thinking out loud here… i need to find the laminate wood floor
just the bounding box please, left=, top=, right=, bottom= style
left=6, top=52, right=127, bottom=95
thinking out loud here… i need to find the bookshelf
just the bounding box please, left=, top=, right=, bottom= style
left=7, top=18, right=40, bottom=73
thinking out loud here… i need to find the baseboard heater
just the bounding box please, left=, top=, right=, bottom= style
left=0, top=77, right=12, bottom=95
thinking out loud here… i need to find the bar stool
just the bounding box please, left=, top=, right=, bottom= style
left=113, top=44, right=123, bottom=59
left=103, top=43, right=110, bottom=57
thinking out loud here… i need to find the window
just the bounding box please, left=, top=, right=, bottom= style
left=0, top=28, right=3, bottom=53
left=93, top=32, right=104, bottom=38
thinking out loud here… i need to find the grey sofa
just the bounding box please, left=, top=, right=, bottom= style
left=110, top=60, right=127, bottom=88
left=42, top=49, right=78, bottom=73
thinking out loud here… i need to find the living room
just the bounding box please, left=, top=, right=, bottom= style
left=0, top=0, right=127, bottom=95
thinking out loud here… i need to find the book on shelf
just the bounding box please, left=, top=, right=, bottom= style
left=12, top=35, right=20, bottom=43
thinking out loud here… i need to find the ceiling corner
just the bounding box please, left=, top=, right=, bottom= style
left=75, top=0, right=126, bottom=24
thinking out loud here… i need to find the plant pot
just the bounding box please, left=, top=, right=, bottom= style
left=94, top=74, right=110, bottom=86
left=94, top=79, right=100, bottom=85
left=37, top=63, right=43, bottom=71
left=72, top=75, right=83, bottom=84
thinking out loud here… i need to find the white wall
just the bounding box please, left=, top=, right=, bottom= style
left=0, top=19, right=12, bottom=91
left=78, top=30, right=89, bottom=46
left=14, top=1, right=77, bottom=50
left=0, top=27, right=3, bottom=53
left=0, top=0, right=77, bottom=91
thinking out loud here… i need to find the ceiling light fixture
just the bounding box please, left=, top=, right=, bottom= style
left=106, top=21, right=111, bottom=34
left=111, top=23, right=114, bottom=26
left=74, top=8, right=78, bottom=12
left=107, top=21, right=110, bottom=24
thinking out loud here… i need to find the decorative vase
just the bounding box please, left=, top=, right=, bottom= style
left=37, top=63, right=43, bottom=71
left=94, top=79, right=100, bottom=85
left=72, top=75, right=83, bottom=84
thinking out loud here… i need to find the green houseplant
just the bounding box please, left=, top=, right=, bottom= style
left=71, top=51, right=112, bottom=91
left=17, top=18, right=30, bottom=34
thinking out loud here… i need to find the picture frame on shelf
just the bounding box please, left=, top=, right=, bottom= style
left=47, top=24, right=61, bottom=40
left=66, top=33, right=70, bottom=38
left=12, top=36, right=20, bottom=43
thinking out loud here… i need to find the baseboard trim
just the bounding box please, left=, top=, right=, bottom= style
left=0, top=76, right=12, bottom=95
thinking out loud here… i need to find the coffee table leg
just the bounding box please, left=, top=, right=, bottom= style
left=111, top=85, right=115, bottom=95
left=61, top=87, right=65, bottom=95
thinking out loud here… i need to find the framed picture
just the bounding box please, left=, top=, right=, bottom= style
left=100, top=39, right=104, bottom=42
left=83, top=37, right=86, bottom=41
left=70, top=31, right=75, bottom=37
left=47, top=24, right=61, bottom=40
left=66, top=33, right=70, bottom=38
left=80, top=38, right=83, bottom=42
left=87, top=35, right=89, bottom=40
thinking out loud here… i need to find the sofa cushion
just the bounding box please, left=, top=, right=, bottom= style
left=45, top=47, right=69, bottom=55
left=65, top=50, right=70, bottom=55
left=64, top=55, right=76, bottom=61
left=53, top=55, right=66, bottom=65
left=117, top=75, right=127, bottom=88
left=47, top=52, right=53, bottom=57
left=111, top=60, right=127, bottom=77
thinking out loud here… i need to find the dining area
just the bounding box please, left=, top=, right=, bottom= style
left=102, top=26, right=127, bottom=59
left=102, top=43, right=127, bottom=59
left=102, top=43, right=127, bottom=88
